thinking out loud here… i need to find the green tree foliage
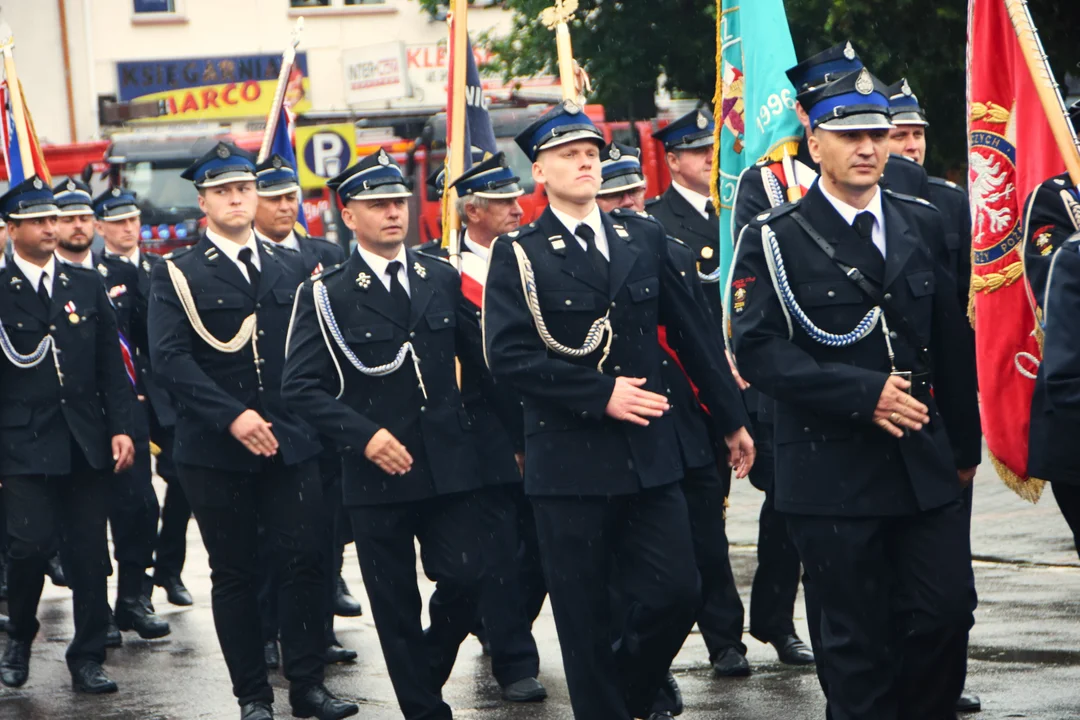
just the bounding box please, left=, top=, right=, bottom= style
left=417, top=0, right=1078, bottom=176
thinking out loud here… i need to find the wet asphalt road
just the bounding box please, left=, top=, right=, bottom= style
left=1, top=446, right=1079, bottom=720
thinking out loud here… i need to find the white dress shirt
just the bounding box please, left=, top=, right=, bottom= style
left=255, top=228, right=300, bottom=252
left=13, top=252, right=57, bottom=296
left=670, top=181, right=712, bottom=220
left=463, top=233, right=491, bottom=262
left=550, top=204, right=610, bottom=261
left=207, top=228, right=262, bottom=282
left=818, top=182, right=887, bottom=257
left=356, top=243, right=410, bottom=297
left=56, top=251, right=94, bottom=269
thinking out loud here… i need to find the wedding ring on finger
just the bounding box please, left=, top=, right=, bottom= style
left=890, top=412, right=900, bottom=423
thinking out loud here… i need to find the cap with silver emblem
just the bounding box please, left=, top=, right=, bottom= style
left=254, top=154, right=301, bottom=197
left=886, top=78, right=929, bottom=127
left=598, top=142, right=646, bottom=195
left=92, top=187, right=141, bottom=222
left=786, top=41, right=864, bottom=95
left=52, top=178, right=94, bottom=217
left=514, top=101, right=604, bottom=163
left=801, top=68, right=894, bottom=132
left=448, top=152, right=524, bottom=199
left=651, top=107, right=715, bottom=151
left=180, top=142, right=257, bottom=188
left=326, top=148, right=411, bottom=204
left=0, top=177, right=59, bottom=221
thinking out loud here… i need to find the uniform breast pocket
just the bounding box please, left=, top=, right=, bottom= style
left=74, top=308, right=100, bottom=339
left=425, top=310, right=456, bottom=331
left=906, top=270, right=935, bottom=298
left=272, top=288, right=296, bottom=306
left=195, top=293, right=247, bottom=312
left=539, top=291, right=598, bottom=313
left=344, top=324, right=395, bottom=345
left=627, top=276, right=659, bottom=303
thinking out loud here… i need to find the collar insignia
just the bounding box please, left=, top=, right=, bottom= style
left=413, top=261, right=427, bottom=279
left=355, top=272, right=371, bottom=289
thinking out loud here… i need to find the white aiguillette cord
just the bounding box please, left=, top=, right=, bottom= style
left=166, top=260, right=263, bottom=388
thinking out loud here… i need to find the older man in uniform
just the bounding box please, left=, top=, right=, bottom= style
left=598, top=140, right=758, bottom=680
left=149, top=142, right=356, bottom=720
left=483, top=103, right=754, bottom=720
left=442, top=153, right=550, bottom=703
left=0, top=178, right=135, bottom=693
left=249, top=154, right=359, bottom=671
left=731, top=69, right=982, bottom=719
left=283, top=149, right=487, bottom=720
left=886, top=78, right=981, bottom=714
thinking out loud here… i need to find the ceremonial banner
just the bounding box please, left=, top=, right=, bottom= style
left=1, top=82, right=50, bottom=184
left=268, top=105, right=307, bottom=230
left=715, top=0, right=801, bottom=285
left=116, top=54, right=312, bottom=123
left=967, top=0, right=1064, bottom=500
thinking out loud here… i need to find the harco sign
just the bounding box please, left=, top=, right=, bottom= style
left=116, top=53, right=313, bottom=122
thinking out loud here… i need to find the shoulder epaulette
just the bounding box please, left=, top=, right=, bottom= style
left=413, top=239, right=443, bottom=254
left=884, top=188, right=934, bottom=208
left=749, top=202, right=797, bottom=225
left=928, top=177, right=963, bottom=193
left=416, top=249, right=453, bottom=266
left=611, top=207, right=662, bottom=226
left=645, top=196, right=662, bottom=207
left=499, top=223, right=541, bottom=242
left=666, top=235, right=689, bottom=248
left=162, top=245, right=196, bottom=261
left=311, top=261, right=347, bottom=283
left=64, top=264, right=97, bottom=276
left=260, top=239, right=299, bottom=255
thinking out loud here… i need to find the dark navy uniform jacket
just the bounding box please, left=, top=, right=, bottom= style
left=1029, top=234, right=1080, bottom=486
left=482, top=206, right=748, bottom=497
left=281, top=248, right=481, bottom=506
left=0, top=262, right=132, bottom=475
left=148, top=234, right=321, bottom=472
left=452, top=244, right=527, bottom=488
left=257, top=231, right=346, bottom=278
left=645, top=187, right=725, bottom=326
left=1022, top=173, right=1079, bottom=311
left=98, top=250, right=177, bottom=431
left=927, top=177, right=973, bottom=310
left=661, top=236, right=718, bottom=470
left=731, top=182, right=981, bottom=516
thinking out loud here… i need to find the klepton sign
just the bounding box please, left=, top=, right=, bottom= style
left=116, top=53, right=313, bottom=122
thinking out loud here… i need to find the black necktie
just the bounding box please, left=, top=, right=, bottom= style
left=37, top=272, right=51, bottom=310
left=576, top=223, right=609, bottom=282
left=238, top=247, right=261, bottom=288
left=853, top=211, right=876, bottom=244
left=386, top=260, right=411, bottom=325
left=705, top=199, right=716, bottom=219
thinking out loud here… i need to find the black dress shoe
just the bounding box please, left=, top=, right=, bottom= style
left=241, top=700, right=274, bottom=720
left=647, top=713, right=675, bottom=720
left=771, top=634, right=815, bottom=665
left=156, top=576, right=194, bottom=606
left=0, top=638, right=31, bottom=688
left=332, top=576, right=363, bottom=617
left=71, top=661, right=118, bottom=694
left=290, top=684, right=359, bottom=720
left=105, top=612, right=123, bottom=648
left=324, top=644, right=357, bottom=664
left=46, top=555, right=67, bottom=587
left=712, top=647, right=751, bottom=677
left=115, top=595, right=171, bottom=639
left=663, top=671, right=684, bottom=715
left=502, top=677, right=547, bottom=702
left=957, top=691, right=981, bottom=713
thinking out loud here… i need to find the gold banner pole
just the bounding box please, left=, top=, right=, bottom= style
left=1005, top=0, right=1080, bottom=186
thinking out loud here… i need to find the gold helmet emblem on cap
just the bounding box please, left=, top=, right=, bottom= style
left=855, top=68, right=874, bottom=96
left=377, top=149, right=390, bottom=166
left=609, top=145, right=621, bottom=161
left=216, top=144, right=230, bottom=159
left=273, top=156, right=283, bottom=169
left=33, top=178, right=42, bottom=189
left=67, top=180, right=76, bottom=191
left=696, top=112, right=708, bottom=129
left=901, top=79, right=913, bottom=97
left=112, top=187, right=121, bottom=196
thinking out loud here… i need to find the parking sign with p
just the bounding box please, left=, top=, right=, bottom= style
left=296, top=123, right=357, bottom=190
